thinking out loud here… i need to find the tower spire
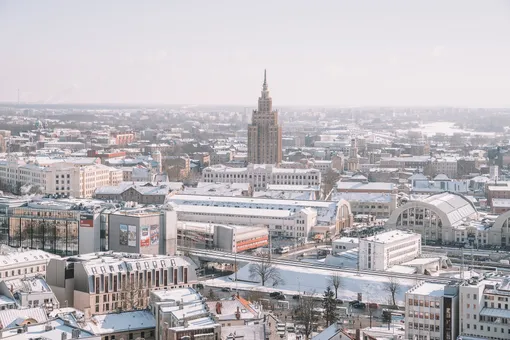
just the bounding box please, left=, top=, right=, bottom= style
left=263, top=69, right=267, bottom=86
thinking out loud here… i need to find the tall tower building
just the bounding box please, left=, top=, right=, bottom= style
left=247, top=70, right=282, bottom=165
left=347, top=138, right=360, bottom=171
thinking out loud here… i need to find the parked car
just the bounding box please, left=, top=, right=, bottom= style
left=348, top=300, right=360, bottom=306
left=292, top=295, right=301, bottom=300
left=221, top=287, right=232, bottom=292
left=352, top=302, right=366, bottom=309
left=274, top=294, right=286, bottom=300
left=269, top=291, right=283, bottom=298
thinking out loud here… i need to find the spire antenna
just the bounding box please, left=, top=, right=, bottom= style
left=263, top=69, right=267, bottom=85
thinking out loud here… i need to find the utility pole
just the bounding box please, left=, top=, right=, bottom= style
left=268, top=227, right=272, bottom=261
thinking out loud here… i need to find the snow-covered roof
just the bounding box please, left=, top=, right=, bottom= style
left=364, top=230, right=419, bottom=244
left=85, top=310, right=155, bottom=334
left=407, top=282, right=445, bottom=297
left=332, top=192, right=392, bottom=203
left=0, top=248, right=58, bottom=269
left=168, top=194, right=341, bottom=224
left=0, top=307, right=48, bottom=329
left=336, top=182, right=396, bottom=192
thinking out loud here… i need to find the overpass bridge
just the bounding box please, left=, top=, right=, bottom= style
left=179, top=247, right=463, bottom=284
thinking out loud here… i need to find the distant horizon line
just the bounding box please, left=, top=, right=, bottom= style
left=0, top=101, right=507, bottom=110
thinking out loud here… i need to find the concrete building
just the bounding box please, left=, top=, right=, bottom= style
left=202, top=163, right=321, bottom=190
left=94, top=181, right=183, bottom=204
left=168, top=194, right=352, bottom=237
left=405, top=281, right=459, bottom=340
left=247, top=70, right=282, bottom=165
left=83, top=310, right=155, bottom=340
left=107, top=208, right=178, bottom=256
left=0, top=276, right=59, bottom=312
left=332, top=237, right=359, bottom=255
left=458, top=274, right=510, bottom=340
left=336, top=181, right=397, bottom=194
left=46, top=252, right=198, bottom=316
left=150, top=288, right=220, bottom=340
left=254, top=184, right=320, bottom=201
left=359, top=230, right=421, bottom=271
left=0, top=155, right=122, bottom=198
left=182, top=181, right=252, bottom=197
left=387, top=192, right=479, bottom=245
left=331, top=192, right=398, bottom=219
left=0, top=246, right=59, bottom=281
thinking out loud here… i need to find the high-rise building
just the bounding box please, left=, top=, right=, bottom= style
left=247, top=70, right=282, bottom=165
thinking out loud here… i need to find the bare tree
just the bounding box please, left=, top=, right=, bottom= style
left=385, top=277, right=400, bottom=307
left=328, top=272, right=342, bottom=299
left=121, top=277, right=143, bottom=311
left=322, top=169, right=340, bottom=200
left=295, top=295, right=319, bottom=340
left=249, top=256, right=284, bottom=287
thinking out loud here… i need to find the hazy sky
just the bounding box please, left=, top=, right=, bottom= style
left=1, top=0, right=510, bottom=107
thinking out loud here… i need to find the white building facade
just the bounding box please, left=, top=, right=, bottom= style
left=405, top=281, right=459, bottom=340
left=0, top=155, right=122, bottom=198
left=202, top=163, right=321, bottom=190
left=359, top=230, right=421, bottom=271
left=459, top=275, right=510, bottom=340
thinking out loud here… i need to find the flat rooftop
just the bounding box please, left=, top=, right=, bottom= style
left=407, top=282, right=445, bottom=297
left=364, top=230, right=419, bottom=244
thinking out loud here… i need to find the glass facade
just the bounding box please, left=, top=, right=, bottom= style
left=7, top=207, right=80, bottom=256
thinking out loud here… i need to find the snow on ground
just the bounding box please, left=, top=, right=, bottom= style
left=204, top=263, right=418, bottom=306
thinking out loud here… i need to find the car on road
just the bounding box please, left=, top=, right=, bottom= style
left=221, top=287, right=232, bottom=292
left=269, top=291, right=284, bottom=298
left=292, top=295, right=300, bottom=300
left=352, top=302, right=366, bottom=309
left=274, top=294, right=286, bottom=300
left=348, top=300, right=359, bottom=306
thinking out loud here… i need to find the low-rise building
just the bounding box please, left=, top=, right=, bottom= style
left=202, top=163, right=321, bottom=190
left=332, top=237, right=359, bottom=255
left=168, top=194, right=352, bottom=237
left=359, top=230, right=421, bottom=271
left=182, top=182, right=252, bottom=197
left=94, top=181, right=183, bottom=204
left=151, top=288, right=221, bottom=340
left=0, top=246, right=58, bottom=280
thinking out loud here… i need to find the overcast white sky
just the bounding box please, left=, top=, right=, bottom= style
left=1, top=0, right=510, bottom=107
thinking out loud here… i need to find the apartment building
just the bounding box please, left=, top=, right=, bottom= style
left=459, top=274, right=510, bottom=340
left=405, top=281, right=460, bottom=340
left=46, top=252, right=198, bottom=316
left=202, top=163, right=321, bottom=190
left=0, top=246, right=58, bottom=281
left=151, top=288, right=221, bottom=340
left=359, top=230, right=421, bottom=271
left=0, top=155, right=122, bottom=198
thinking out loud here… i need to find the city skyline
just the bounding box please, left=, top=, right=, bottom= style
left=1, top=0, right=510, bottom=107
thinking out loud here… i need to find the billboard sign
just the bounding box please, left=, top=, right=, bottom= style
left=150, top=224, right=160, bottom=245
left=128, top=225, right=137, bottom=247
left=119, top=224, right=128, bottom=246
left=80, top=214, right=94, bottom=228
left=140, top=226, right=150, bottom=247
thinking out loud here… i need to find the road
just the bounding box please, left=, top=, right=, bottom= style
left=184, top=246, right=461, bottom=283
